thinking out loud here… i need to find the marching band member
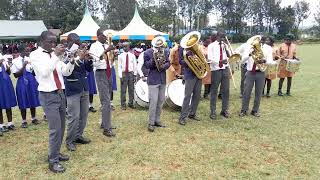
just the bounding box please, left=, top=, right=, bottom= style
left=278, top=34, right=298, bottom=96
left=235, top=42, right=249, bottom=98
left=64, top=34, right=92, bottom=152
left=0, top=54, right=17, bottom=136
left=89, top=28, right=115, bottom=137
left=87, top=70, right=97, bottom=112
left=144, top=36, right=169, bottom=132
left=178, top=36, right=203, bottom=125
left=207, top=32, right=231, bottom=120
left=239, top=36, right=275, bottom=117
left=30, top=31, right=74, bottom=173
left=137, top=51, right=147, bottom=80
left=12, top=45, right=40, bottom=129
left=263, top=37, right=280, bottom=97
left=118, top=42, right=137, bottom=110
left=166, top=42, right=182, bottom=83
left=201, top=38, right=212, bottom=99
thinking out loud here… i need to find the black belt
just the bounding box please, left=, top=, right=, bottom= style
left=96, top=69, right=106, bottom=71
left=249, top=70, right=262, bottom=73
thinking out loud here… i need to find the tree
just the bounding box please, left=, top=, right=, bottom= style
left=275, top=6, right=295, bottom=38
left=293, top=0, right=310, bottom=37
left=315, top=3, right=320, bottom=36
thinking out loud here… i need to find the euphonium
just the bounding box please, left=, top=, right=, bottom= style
left=106, top=32, right=114, bottom=63
left=251, top=37, right=267, bottom=72
left=180, top=31, right=210, bottom=79
left=153, top=47, right=166, bottom=72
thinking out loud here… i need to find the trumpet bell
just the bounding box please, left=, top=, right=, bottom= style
left=228, top=53, right=241, bottom=63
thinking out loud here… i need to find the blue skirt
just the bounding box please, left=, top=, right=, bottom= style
left=0, top=72, right=17, bottom=109
left=16, top=72, right=40, bottom=109
left=87, top=71, right=97, bottom=95
left=111, top=66, right=117, bottom=91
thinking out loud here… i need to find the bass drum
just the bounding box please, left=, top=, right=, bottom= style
left=134, top=79, right=149, bottom=108
left=165, top=79, right=185, bottom=110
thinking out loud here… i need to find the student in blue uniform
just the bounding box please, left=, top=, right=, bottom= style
left=12, top=45, right=41, bottom=128
left=0, top=54, right=17, bottom=136
left=87, top=70, right=97, bottom=112
left=111, top=61, right=117, bottom=111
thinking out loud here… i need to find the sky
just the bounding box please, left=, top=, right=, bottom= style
left=208, top=0, right=319, bottom=27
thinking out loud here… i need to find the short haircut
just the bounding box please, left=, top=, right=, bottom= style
left=39, top=31, right=54, bottom=43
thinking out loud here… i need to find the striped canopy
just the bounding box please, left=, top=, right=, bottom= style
left=112, top=7, right=169, bottom=41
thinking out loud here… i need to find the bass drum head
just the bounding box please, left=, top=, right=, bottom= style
left=134, top=79, right=149, bottom=108
left=166, top=79, right=185, bottom=110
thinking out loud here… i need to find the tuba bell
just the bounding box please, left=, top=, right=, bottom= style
left=251, top=37, right=267, bottom=72
left=180, top=31, right=210, bottom=79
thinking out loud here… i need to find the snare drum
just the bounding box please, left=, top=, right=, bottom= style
left=165, top=79, right=185, bottom=110
left=286, top=59, right=301, bottom=73
left=265, top=63, right=278, bottom=75
left=134, top=79, right=149, bottom=108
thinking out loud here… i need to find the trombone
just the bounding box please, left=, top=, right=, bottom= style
left=224, top=36, right=241, bottom=89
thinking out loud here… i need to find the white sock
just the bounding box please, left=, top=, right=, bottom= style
left=7, top=122, right=13, bottom=126
left=110, top=101, right=114, bottom=106
left=22, top=119, right=27, bottom=123
left=89, top=103, right=93, bottom=108
left=31, top=117, right=36, bottom=120
left=0, top=124, right=3, bottom=128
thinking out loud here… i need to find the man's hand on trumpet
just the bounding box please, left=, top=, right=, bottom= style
left=54, top=44, right=66, bottom=57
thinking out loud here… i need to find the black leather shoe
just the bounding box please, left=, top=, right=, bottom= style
left=188, top=114, right=200, bottom=121
left=210, top=113, right=216, bottom=120
left=66, top=143, right=76, bottom=151
left=148, top=125, right=155, bottom=132
left=59, top=153, right=70, bottom=161
left=103, top=129, right=116, bottom=137
left=89, top=107, right=97, bottom=113
left=155, top=122, right=166, bottom=128
left=43, top=114, right=47, bottom=121
left=21, top=122, right=28, bottom=128
left=251, top=111, right=260, bottom=117
left=121, top=106, right=127, bottom=110
left=1, top=126, right=9, bottom=132
left=32, top=119, right=40, bottom=125
left=49, top=163, right=65, bottom=173
left=7, top=124, right=16, bottom=131
left=110, top=104, right=115, bottom=111
left=239, top=111, right=247, bottom=117
left=179, top=119, right=186, bottom=126
left=128, top=104, right=136, bottom=109
left=266, top=92, right=271, bottom=98
left=278, top=91, right=284, bottom=96
left=221, top=111, right=231, bottom=118
left=75, top=137, right=91, bottom=144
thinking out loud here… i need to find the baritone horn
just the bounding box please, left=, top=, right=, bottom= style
left=180, top=31, right=210, bottom=79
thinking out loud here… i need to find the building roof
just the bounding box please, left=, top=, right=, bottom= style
left=0, top=20, right=47, bottom=40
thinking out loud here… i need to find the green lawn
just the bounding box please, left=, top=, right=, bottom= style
left=1, top=44, right=320, bottom=179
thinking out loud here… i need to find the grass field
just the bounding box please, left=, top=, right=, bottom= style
left=1, top=43, right=320, bottom=179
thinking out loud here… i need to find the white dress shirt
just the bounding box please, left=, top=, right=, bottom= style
left=117, top=51, right=137, bottom=78
left=11, top=56, right=33, bottom=73
left=30, top=47, right=75, bottom=92
left=243, top=44, right=275, bottom=71
left=89, top=41, right=112, bottom=70
left=137, top=52, right=145, bottom=77
left=207, top=41, right=229, bottom=71
left=235, top=43, right=250, bottom=64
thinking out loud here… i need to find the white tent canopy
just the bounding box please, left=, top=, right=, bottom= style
left=113, top=7, right=169, bottom=41
left=60, top=6, right=100, bottom=41
left=0, top=20, right=47, bottom=40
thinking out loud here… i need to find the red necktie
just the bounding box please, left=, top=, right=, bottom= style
left=125, top=53, right=129, bottom=73
left=219, top=43, right=223, bottom=68
left=106, top=55, right=111, bottom=79
left=53, top=69, right=62, bottom=90
left=251, top=63, right=256, bottom=75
